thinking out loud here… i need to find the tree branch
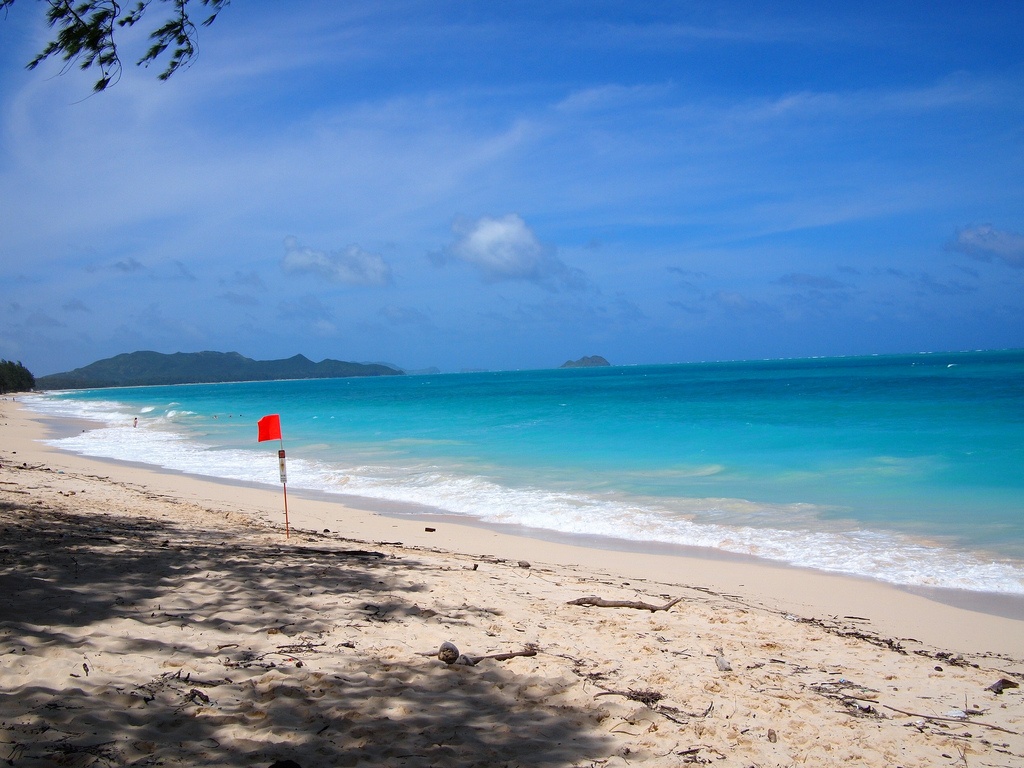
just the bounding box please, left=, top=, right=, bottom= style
left=566, top=596, right=684, bottom=612
left=7, top=0, right=229, bottom=91
left=882, top=705, right=1019, bottom=735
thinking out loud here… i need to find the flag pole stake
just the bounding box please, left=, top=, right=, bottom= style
left=281, top=438, right=289, bottom=538
left=282, top=482, right=290, bottom=538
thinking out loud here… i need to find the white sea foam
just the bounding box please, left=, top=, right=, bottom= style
left=23, top=394, right=1024, bottom=596
left=316, top=465, right=1024, bottom=595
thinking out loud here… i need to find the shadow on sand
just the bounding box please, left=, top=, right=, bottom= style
left=0, top=487, right=612, bottom=767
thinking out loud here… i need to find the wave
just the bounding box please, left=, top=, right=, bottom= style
left=24, top=393, right=1024, bottom=596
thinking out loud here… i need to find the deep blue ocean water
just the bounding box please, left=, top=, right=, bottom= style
left=25, top=349, right=1024, bottom=595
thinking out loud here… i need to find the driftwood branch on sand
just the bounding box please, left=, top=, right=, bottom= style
left=595, top=688, right=665, bottom=707
left=882, top=705, right=1020, bottom=735
left=566, top=596, right=683, bottom=613
left=434, top=641, right=538, bottom=667
left=594, top=687, right=716, bottom=726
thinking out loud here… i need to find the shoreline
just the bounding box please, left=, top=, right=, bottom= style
left=3, top=398, right=1023, bottom=766
left=9, top=399, right=1024, bottom=656
left=24, top=391, right=1024, bottom=602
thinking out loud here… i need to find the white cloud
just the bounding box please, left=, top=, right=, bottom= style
left=948, top=225, right=1024, bottom=268
left=282, top=237, right=394, bottom=285
left=555, top=83, right=673, bottom=114
left=439, top=214, right=586, bottom=290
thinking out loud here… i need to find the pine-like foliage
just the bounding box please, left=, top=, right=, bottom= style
left=2, top=0, right=229, bottom=92
left=0, top=360, right=35, bottom=394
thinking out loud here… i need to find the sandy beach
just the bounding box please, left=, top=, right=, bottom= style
left=2, top=400, right=1022, bottom=767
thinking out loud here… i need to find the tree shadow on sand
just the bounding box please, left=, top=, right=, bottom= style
left=0, top=493, right=613, bottom=767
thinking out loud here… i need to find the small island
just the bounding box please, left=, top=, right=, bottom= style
left=560, top=355, right=610, bottom=369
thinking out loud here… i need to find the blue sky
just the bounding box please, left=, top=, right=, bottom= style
left=1, top=1, right=1022, bottom=376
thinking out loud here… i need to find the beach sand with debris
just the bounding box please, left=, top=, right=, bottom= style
left=1, top=400, right=1022, bottom=767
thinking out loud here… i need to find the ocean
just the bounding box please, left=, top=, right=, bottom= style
left=23, top=349, right=1024, bottom=596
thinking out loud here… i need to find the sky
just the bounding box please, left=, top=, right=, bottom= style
left=1, top=1, right=1023, bottom=376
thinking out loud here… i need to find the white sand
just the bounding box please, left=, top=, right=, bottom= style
left=2, top=400, right=1022, bottom=767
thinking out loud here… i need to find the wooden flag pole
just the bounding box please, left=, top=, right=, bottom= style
left=278, top=442, right=290, bottom=539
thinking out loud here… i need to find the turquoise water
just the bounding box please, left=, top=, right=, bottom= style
left=26, top=349, right=1024, bottom=594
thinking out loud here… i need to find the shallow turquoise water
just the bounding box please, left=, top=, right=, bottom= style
left=28, top=349, right=1024, bottom=594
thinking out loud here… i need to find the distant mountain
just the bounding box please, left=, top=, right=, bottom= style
left=560, top=355, right=610, bottom=369
left=36, top=351, right=403, bottom=390
left=364, top=362, right=442, bottom=376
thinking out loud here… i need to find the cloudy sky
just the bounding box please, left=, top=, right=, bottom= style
left=2, top=1, right=1022, bottom=376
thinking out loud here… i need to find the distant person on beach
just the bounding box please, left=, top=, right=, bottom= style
left=133, top=417, right=138, bottom=428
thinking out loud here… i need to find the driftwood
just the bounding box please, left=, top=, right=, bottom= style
left=595, top=688, right=664, bottom=707
left=436, top=641, right=538, bottom=667
left=567, top=596, right=683, bottom=612
left=286, top=547, right=387, bottom=559
left=882, top=704, right=1019, bottom=735
left=595, top=688, right=715, bottom=725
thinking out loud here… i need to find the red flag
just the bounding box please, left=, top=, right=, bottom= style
left=257, top=414, right=282, bottom=442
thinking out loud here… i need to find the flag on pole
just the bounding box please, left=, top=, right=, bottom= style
left=256, top=413, right=290, bottom=538
left=257, top=414, right=282, bottom=442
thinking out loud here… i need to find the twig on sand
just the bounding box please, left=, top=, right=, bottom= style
left=882, top=704, right=1019, bottom=735
left=595, top=688, right=665, bottom=707
left=566, top=596, right=683, bottom=612
left=594, top=688, right=714, bottom=725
